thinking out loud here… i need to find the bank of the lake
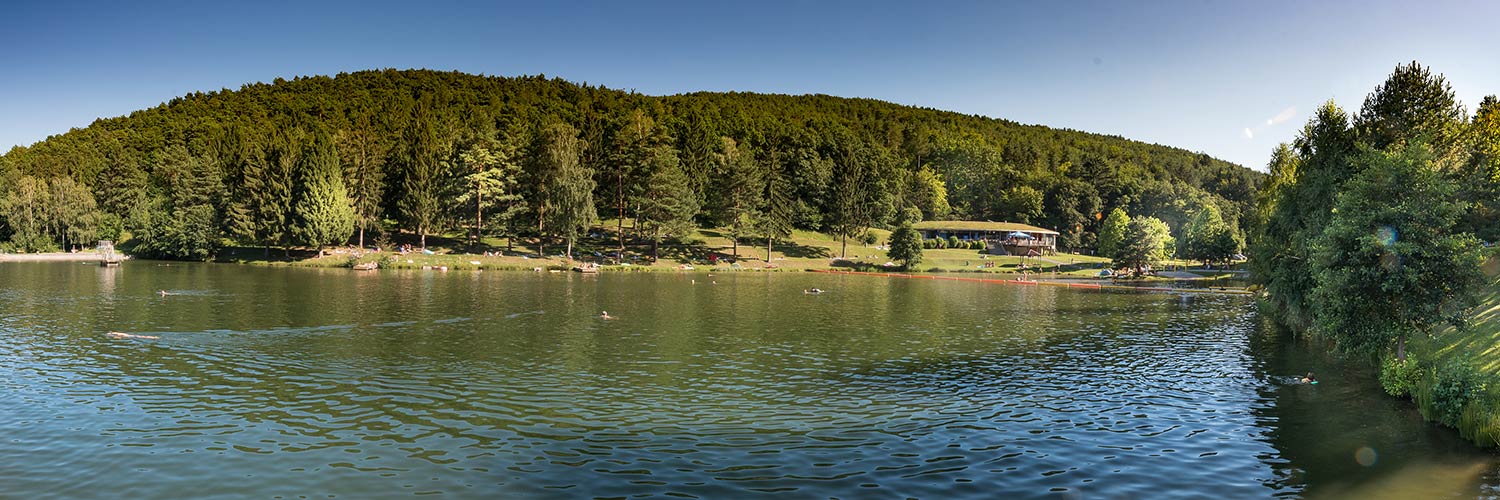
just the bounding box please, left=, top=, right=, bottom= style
left=1401, top=261, right=1500, bottom=447
left=0, top=251, right=120, bottom=262
left=205, top=226, right=1242, bottom=287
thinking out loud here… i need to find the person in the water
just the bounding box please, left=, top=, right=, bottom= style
left=107, top=331, right=159, bottom=340
left=600, top=311, right=615, bottom=320
left=1300, top=372, right=1317, bottom=384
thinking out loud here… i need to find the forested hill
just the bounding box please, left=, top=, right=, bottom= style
left=0, top=69, right=1260, bottom=258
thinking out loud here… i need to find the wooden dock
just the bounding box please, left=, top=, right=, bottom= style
left=807, top=269, right=1253, bottom=296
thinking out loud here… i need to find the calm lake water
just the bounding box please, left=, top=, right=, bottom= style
left=2, top=262, right=1496, bottom=499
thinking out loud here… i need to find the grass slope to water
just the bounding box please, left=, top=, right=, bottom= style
left=1406, top=256, right=1500, bottom=446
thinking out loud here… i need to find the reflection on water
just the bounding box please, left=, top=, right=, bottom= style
left=0, top=262, right=1494, bottom=499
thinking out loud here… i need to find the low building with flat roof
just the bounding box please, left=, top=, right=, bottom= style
left=912, top=221, right=1059, bottom=256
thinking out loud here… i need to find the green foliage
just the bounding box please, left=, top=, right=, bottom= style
left=335, top=122, right=387, bottom=247
left=1248, top=143, right=1298, bottom=289
left=1181, top=204, right=1241, bottom=264
left=1115, top=216, right=1171, bottom=271
left=1308, top=144, right=1483, bottom=355
left=755, top=148, right=797, bottom=258
left=536, top=122, right=595, bottom=259
left=1380, top=355, right=1423, bottom=398
left=1354, top=61, right=1468, bottom=161
left=1461, top=95, right=1500, bottom=241
left=996, top=185, right=1044, bottom=223
left=1254, top=101, right=1357, bottom=330
left=636, top=146, right=699, bottom=260
left=398, top=98, right=447, bottom=248
left=0, top=175, right=107, bottom=252
left=292, top=133, right=356, bottom=250
left=228, top=138, right=296, bottom=253
left=1424, top=360, right=1486, bottom=427
left=828, top=138, right=896, bottom=257
left=887, top=228, right=923, bottom=269
left=714, top=137, right=762, bottom=256
left=1096, top=208, right=1130, bottom=259
left=132, top=144, right=223, bottom=260
left=449, top=141, right=523, bottom=245
left=0, top=70, right=1259, bottom=259
left=910, top=166, right=951, bottom=220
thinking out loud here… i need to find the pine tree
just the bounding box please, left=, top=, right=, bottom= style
left=636, top=146, right=698, bottom=261
left=293, top=133, right=356, bottom=253
left=450, top=141, right=522, bottom=248
left=758, top=148, right=795, bottom=261
left=228, top=138, right=295, bottom=256
left=400, top=99, right=446, bottom=249
left=336, top=122, right=386, bottom=249
left=715, top=137, right=761, bottom=259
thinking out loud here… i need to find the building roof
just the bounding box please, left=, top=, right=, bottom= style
left=911, top=220, right=1060, bottom=235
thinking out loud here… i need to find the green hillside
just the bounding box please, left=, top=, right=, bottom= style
left=0, top=69, right=1260, bottom=259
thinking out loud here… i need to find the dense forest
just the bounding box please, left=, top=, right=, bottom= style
left=0, top=69, right=1260, bottom=259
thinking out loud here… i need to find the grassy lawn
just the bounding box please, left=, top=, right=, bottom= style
left=1402, top=255, right=1500, bottom=446
left=1417, top=255, right=1500, bottom=373
left=209, top=223, right=1147, bottom=278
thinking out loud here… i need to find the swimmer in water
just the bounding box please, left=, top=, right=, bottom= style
left=158, top=290, right=172, bottom=296
left=804, top=288, right=824, bottom=294
left=1300, top=372, right=1317, bottom=384
left=600, top=311, right=615, bottom=320
left=107, top=331, right=159, bottom=340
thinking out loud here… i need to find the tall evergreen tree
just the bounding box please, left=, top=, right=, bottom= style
left=1460, top=95, right=1500, bottom=241
left=757, top=148, right=796, bottom=261
left=450, top=141, right=523, bottom=247
left=635, top=146, right=698, bottom=261
left=1354, top=61, right=1468, bottom=163
left=136, top=144, right=224, bottom=260
left=1261, top=102, right=1356, bottom=330
left=606, top=110, right=662, bottom=256
left=228, top=139, right=295, bottom=255
left=292, top=133, right=356, bottom=252
left=335, top=122, right=387, bottom=249
left=715, top=137, right=761, bottom=258
left=400, top=98, right=447, bottom=249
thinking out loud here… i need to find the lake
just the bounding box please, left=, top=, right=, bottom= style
left=1, top=262, right=1495, bottom=499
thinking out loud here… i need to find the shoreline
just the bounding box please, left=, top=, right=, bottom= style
left=0, top=252, right=118, bottom=263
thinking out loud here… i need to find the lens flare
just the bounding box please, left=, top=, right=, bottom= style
left=1355, top=446, right=1378, bottom=467
left=1376, top=226, right=1398, bottom=246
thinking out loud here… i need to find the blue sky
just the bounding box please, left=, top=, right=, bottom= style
left=3, top=0, right=1497, bottom=170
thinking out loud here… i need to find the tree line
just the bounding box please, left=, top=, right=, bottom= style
left=1250, top=62, right=1498, bottom=365
left=0, top=69, right=1261, bottom=259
